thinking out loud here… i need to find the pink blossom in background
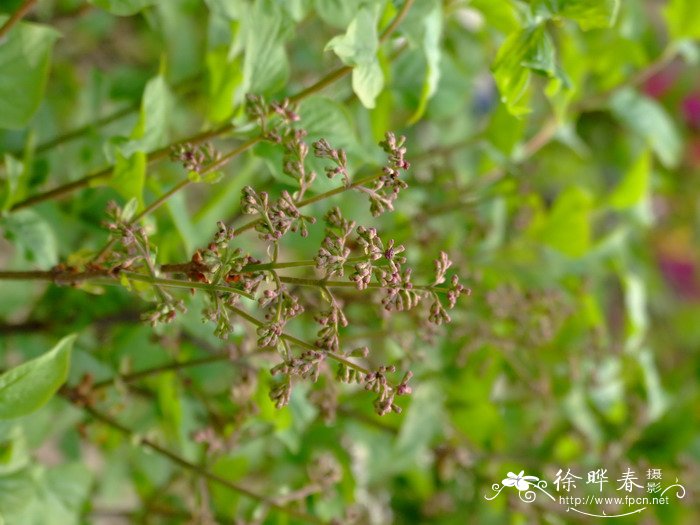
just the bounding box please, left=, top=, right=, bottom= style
left=643, top=68, right=677, bottom=99
left=682, top=93, right=700, bottom=130
left=658, top=255, right=700, bottom=300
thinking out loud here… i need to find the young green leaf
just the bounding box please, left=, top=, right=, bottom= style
left=543, top=0, right=620, bottom=30
left=0, top=19, right=59, bottom=129
left=206, top=48, right=243, bottom=123
left=315, top=0, right=364, bottom=29
left=1, top=210, right=58, bottom=269
left=89, top=0, right=155, bottom=16
left=241, top=0, right=290, bottom=95
left=109, top=75, right=172, bottom=205
left=609, top=150, right=651, bottom=209
left=610, top=88, right=682, bottom=169
left=110, top=150, right=146, bottom=207
left=407, top=4, right=443, bottom=124
left=1, top=154, right=24, bottom=212
left=118, top=75, right=174, bottom=158
left=534, top=186, right=593, bottom=257
left=664, top=0, right=700, bottom=40
left=0, top=334, right=76, bottom=420
left=326, top=6, right=384, bottom=108
left=492, top=24, right=556, bottom=116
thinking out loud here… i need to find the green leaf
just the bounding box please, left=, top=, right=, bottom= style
left=294, top=96, right=363, bottom=190
left=621, top=268, right=647, bottom=352
left=544, top=0, right=620, bottom=30
left=393, top=383, right=443, bottom=469
left=535, top=186, right=593, bottom=257
left=664, top=0, right=700, bottom=40
left=326, top=6, right=384, bottom=108
left=636, top=348, right=669, bottom=422
left=297, top=96, right=359, bottom=150
left=408, top=4, right=443, bottom=124
left=282, top=0, right=311, bottom=21
left=610, top=88, right=682, bottom=169
left=1, top=154, right=24, bottom=211
left=208, top=455, right=248, bottom=516
left=118, top=75, right=173, bottom=157
left=314, top=0, right=364, bottom=29
left=110, top=150, right=146, bottom=207
left=1, top=210, right=58, bottom=269
left=325, top=7, right=378, bottom=64
left=156, top=372, right=183, bottom=445
left=206, top=48, right=243, bottom=123
left=0, top=19, right=59, bottom=129
left=0, top=463, right=92, bottom=525
left=109, top=74, right=171, bottom=204
left=241, top=0, right=290, bottom=95
left=89, top=0, right=155, bottom=16
left=0, top=468, right=35, bottom=520
left=492, top=24, right=556, bottom=116
left=609, top=150, right=651, bottom=209
left=564, top=383, right=603, bottom=447
left=469, top=0, right=521, bottom=33
left=352, top=61, right=384, bottom=109
left=0, top=335, right=76, bottom=420
left=204, top=0, right=244, bottom=19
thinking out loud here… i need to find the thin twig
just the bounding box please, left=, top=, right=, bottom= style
left=67, top=398, right=326, bottom=524
left=225, top=304, right=372, bottom=376
left=9, top=0, right=415, bottom=214
left=91, top=354, right=230, bottom=391
left=7, top=75, right=202, bottom=158
left=234, top=171, right=384, bottom=235
left=0, top=269, right=254, bottom=299
left=9, top=123, right=234, bottom=211
left=0, top=0, right=37, bottom=40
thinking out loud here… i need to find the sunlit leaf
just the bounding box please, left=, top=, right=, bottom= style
left=610, top=88, right=682, bottom=169
left=326, top=6, right=384, bottom=108
left=0, top=19, right=59, bottom=129
left=0, top=335, right=76, bottom=420
left=664, top=0, right=700, bottom=40
left=492, top=24, right=556, bottom=116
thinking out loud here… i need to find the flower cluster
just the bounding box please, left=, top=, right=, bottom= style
left=364, top=366, right=413, bottom=416
left=104, top=200, right=186, bottom=325
left=283, top=129, right=316, bottom=200
left=313, top=138, right=350, bottom=186
left=96, top=95, right=470, bottom=418
left=257, top=285, right=304, bottom=348
left=177, top=222, right=263, bottom=338
left=360, top=132, right=410, bottom=216
left=271, top=350, right=326, bottom=384
left=170, top=142, right=222, bottom=181
left=314, top=300, right=348, bottom=353
left=335, top=347, right=369, bottom=385
left=245, top=94, right=299, bottom=143
left=315, top=207, right=355, bottom=278
left=241, top=186, right=315, bottom=241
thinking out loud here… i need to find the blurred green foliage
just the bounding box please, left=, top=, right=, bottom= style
left=1, top=0, right=700, bottom=523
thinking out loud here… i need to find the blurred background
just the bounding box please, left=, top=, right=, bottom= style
left=1, top=0, right=699, bottom=523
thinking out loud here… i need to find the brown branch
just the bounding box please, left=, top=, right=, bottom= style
left=0, top=0, right=37, bottom=40
left=9, top=0, right=416, bottom=213
left=0, top=269, right=254, bottom=299
left=65, top=397, right=326, bottom=524
left=0, top=310, right=142, bottom=335
left=9, top=123, right=234, bottom=212
left=7, top=75, right=202, bottom=158
left=91, top=354, right=230, bottom=391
